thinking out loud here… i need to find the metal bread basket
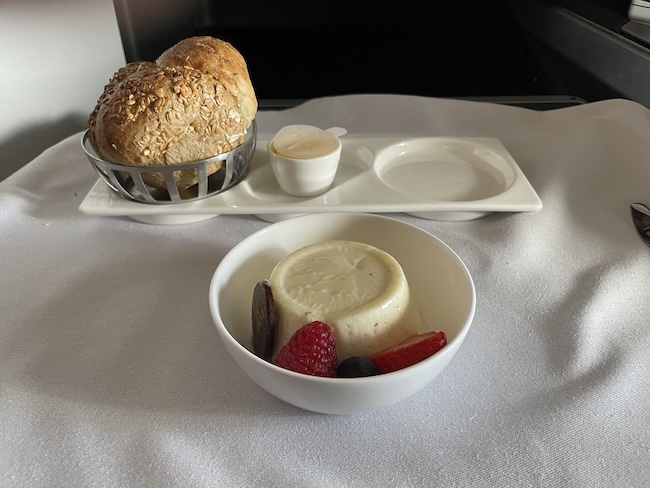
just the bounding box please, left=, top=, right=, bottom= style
left=82, top=120, right=257, bottom=204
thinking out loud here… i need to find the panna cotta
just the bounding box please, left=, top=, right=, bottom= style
left=269, top=240, right=424, bottom=362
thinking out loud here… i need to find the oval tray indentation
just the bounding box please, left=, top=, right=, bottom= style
left=374, top=138, right=515, bottom=202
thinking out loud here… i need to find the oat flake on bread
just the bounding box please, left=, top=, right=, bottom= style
left=87, top=36, right=257, bottom=191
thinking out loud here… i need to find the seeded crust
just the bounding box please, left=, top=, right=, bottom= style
left=157, top=36, right=257, bottom=130
left=87, top=36, right=257, bottom=191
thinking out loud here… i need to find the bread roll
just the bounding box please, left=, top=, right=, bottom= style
left=157, top=36, right=257, bottom=130
left=87, top=36, right=257, bottom=191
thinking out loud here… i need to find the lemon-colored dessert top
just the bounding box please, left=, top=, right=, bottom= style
left=272, top=125, right=339, bottom=159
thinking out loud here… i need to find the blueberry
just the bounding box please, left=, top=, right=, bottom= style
left=337, top=356, right=381, bottom=378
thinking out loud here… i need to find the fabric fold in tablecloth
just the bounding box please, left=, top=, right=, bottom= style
left=1, top=94, right=650, bottom=487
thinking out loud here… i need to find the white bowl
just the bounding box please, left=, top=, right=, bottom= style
left=267, top=125, right=342, bottom=197
left=208, top=213, right=475, bottom=414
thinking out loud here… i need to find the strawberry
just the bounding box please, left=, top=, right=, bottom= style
left=369, top=331, right=447, bottom=374
left=273, top=321, right=337, bottom=377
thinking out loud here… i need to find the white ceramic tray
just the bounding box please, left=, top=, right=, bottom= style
left=79, top=136, right=542, bottom=224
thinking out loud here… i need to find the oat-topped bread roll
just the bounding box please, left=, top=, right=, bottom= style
left=157, top=36, right=257, bottom=130
left=87, top=36, right=257, bottom=191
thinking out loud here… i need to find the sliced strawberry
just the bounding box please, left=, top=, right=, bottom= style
left=369, top=331, right=447, bottom=374
left=273, top=321, right=337, bottom=377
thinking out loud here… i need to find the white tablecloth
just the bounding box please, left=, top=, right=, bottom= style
left=2, top=94, right=650, bottom=487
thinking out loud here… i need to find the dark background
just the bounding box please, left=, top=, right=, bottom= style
left=112, top=0, right=634, bottom=106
